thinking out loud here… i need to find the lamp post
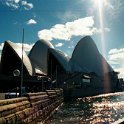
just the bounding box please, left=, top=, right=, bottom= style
left=56, top=65, right=58, bottom=88
left=20, top=28, right=24, bottom=97
left=37, top=76, right=43, bottom=91
left=42, top=78, right=43, bottom=91
left=13, top=69, right=20, bottom=77
left=13, top=69, right=20, bottom=97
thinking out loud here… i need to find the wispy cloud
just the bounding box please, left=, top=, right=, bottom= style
left=108, top=48, right=124, bottom=78
left=27, top=19, right=37, bottom=25
left=100, top=0, right=124, bottom=20
left=1, top=0, right=33, bottom=10
left=5, top=0, right=20, bottom=9
left=68, top=46, right=74, bottom=49
left=57, top=10, right=81, bottom=22
left=68, top=40, right=75, bottom=49
left=104, top=28, right=111, bottom=32
left=55, top=43, right=63, bottom=47
left=94, top=27, right=111, bottom=34
left=21, top=1, right=33, bottom=10
left=38, top=16, right=97, bottom=41
left=86, top=0, right=124, bottom=24
left=109, top=0, right=124, bottom=17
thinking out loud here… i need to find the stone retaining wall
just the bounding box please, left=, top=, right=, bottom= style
left=0, top=89, right=63, bottom=124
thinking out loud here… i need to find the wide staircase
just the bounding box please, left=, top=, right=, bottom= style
left=0, top=89, right=63, bottom=124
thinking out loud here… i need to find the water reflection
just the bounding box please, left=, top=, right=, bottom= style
left=47, top=92, right=124, bottom=124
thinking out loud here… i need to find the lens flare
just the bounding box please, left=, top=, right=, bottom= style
left=94, top=0, right=111, bottom=92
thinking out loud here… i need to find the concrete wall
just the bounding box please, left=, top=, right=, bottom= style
left=0, top=89, right=63, bottom=124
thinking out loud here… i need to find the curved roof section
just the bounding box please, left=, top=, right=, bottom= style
left=29, top=39, right=54, bottom=74
left=1, top=41, right=33, bottom=76
left=49, top=48, right=71, bottom=72
left=70, top=36, right=113, bottom=76
left=69, top=60, right=90, bottom=73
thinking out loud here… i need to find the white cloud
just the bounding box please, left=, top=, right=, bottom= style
left=38, top=16, right=97, bottom=41
left=38, top=30, right=53, bottom=41
left=68, top=46, right=74, bottom=49
left=68, top=40, right=75, bottom=49
left=5, top=0, right=20, bottom=9
left=1, top=0, right=33, bottom=10
left=15, top=43, right=34, bottom=52
left=27, top=19, right=37, bottom=25
left=109, top=48, right=124, bottom=55
left=55, top=43, right=63, bottom=47
left=0, top=42, right=34, bottom=52
left=94, top=27, right=111, bottom=34
left=114, top=67, right=124, bottom=79
left=21, top=1, right=33, bottom=10
left=15, top=0, right=20, bottom=3
left=0, top=42, right=34, bottom=61
left=104, top=28, right=110, bottom=32
left=108, top=48, right=124, bottom=78
left=108, top=49, right=124, bottom=65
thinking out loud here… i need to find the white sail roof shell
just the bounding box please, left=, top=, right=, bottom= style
left=4, top=41, right=33, bottom=76
left=70, top=36, right=113, bottom=76
left=29, top=39, right=54, bottom=75
left=49, top=48, right=71, bottom=72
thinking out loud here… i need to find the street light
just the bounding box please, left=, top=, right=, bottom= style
left=13, top=69, right=20, bottom=77
left=13, top=69, right=20, bottom=97
left=20, top=28, right=24, bottom=97
left=56, top=65, right=58, bottom=88
left=37, top=76, right=44, bottom=91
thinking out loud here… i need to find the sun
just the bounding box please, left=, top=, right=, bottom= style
left=93, top=0, right=108, bottom=9
left=94, top=0, right=103, bottom=9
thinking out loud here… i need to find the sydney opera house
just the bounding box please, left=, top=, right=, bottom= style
left=0, top=36, right=119, bottom=96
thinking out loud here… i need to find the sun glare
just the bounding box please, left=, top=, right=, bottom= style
left=94, top=0, right=108, bottom=8
left=93, top=0, right=111, bottom=92
left=94, top=0, right=104, bottom=9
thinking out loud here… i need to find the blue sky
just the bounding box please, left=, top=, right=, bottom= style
left=0, top=0, right=124, bottom=78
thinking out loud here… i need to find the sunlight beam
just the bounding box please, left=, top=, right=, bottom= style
left=94, top=0, right=111, bottom=92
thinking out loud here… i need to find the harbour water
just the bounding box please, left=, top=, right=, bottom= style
left=46, top=92, right=124, bottom=124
